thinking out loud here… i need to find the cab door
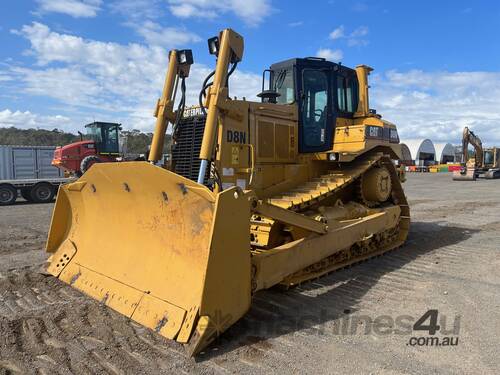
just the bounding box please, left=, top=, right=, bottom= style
left=100, top=125, right=120, bottom=154
left=298, top=68, right=334, bottom=153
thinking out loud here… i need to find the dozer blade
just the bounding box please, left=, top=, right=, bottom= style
left=46, top=161, right=252, bottom=355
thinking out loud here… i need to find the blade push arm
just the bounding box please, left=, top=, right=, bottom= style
left=197, top=29, right=244, bottom=184
left=149, top=50, right=193, bottom=162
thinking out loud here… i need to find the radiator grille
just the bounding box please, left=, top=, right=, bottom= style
left=171, top=114, right=209, bottom=184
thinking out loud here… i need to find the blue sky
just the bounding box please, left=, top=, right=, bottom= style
left=1, top=0, right=500, bottom=145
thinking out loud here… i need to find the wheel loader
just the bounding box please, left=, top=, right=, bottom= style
left=45, top=29, right=410, bottom=356
left=453, top=126, right=500, bottom=181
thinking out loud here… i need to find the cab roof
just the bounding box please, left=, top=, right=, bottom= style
left=84, top=121, right=121, bottom=128
left=270, top=57, right=356, bottom=74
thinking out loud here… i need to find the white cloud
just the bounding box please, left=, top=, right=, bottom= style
left=371, top=70, right=500, bottom=145
left=0, top=109, right=72, bottom=130
left=133, top=21, right=201, bottom=48
left=167, top=0, right=273, bottom=26
left=0, top=72, right=13, bottom=82
left=329, top=26, right=345, bottom=40
left=347, top=38, right=369, bottom=47
left=350, top=25, right=369, bottom=37
left=288, top=21, right=304, bottom=27
left=11, top=67, right=105, bottom=107
left=109, top=0, right=163, bottom=20
left=316, top=48, right=343, bottom=61
left=169, top=3, right=216, bottom=18
left=352, top=2, right=368, bottom=12
left=329, top=25, right=369, bottom=47
left=8, top=22, right=261, bottom=132
left=35, top=0, right=102, bottom=18
left=108, top=2, right=201, bottom=49
left=14, top=22, right=197, bottom=66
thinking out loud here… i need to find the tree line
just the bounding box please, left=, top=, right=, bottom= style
left=0, top=127, right=170, bottom=155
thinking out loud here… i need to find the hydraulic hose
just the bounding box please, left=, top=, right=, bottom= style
left=172, top=76, right=186, bottom=141
left=226, top=61, right=238, bottom=91
left=198, top=61, right=237, bottom=116
left=199, top=70, right=215, bottom=115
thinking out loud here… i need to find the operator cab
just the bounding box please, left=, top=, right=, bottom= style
left=259, top=57, right=359, bottom=153
left=85, top=122, right=121, bottom=155
left=484, top=149, right=494, bottom=166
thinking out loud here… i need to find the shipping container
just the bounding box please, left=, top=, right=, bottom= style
left=0, top=145, right=73, bottom=206
left=0, top=145, right=64, bottom=180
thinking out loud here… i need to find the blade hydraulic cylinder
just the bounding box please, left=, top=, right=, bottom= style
left=197, top=29, right=239, bottom=184
left=149, top=50, right=179, bottom=163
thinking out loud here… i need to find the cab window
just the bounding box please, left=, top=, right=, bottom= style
left=337, top=76, right=346, bottom=111
left=302, top=69, right=328, bottom=147
left=101, top=126, right=119, bottom=153
left=484, top=150, right=493, bottom=165
left=336, top=74, right=358, bottom=114
left=273, top=68, right=295, bottom=104
left=87, top=125, right=102, bottom=144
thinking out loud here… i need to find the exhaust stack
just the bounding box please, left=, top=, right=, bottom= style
left=355, top=64, right=373, bottom=117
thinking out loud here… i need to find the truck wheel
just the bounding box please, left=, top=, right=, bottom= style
left=80, top=155, right=102, bottom=174
left=20, top=188, right=34, bottom=202
left=0, top=184, right=17, bottom=206
left=30, top=183, right=55, bottom=203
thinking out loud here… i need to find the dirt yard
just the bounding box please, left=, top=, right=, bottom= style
left=1, top=173, right=499, bottom=374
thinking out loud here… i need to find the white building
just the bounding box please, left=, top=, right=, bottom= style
left=404, top=139, right=436, bottom=165
left=434, top=143, right=455, bottom=163
left=400, top=143, right=412, bottom=162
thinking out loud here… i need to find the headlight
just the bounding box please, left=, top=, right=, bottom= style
left=207, top=36, right=219, bottom=56
left=177, top=49, right=193, bottom=65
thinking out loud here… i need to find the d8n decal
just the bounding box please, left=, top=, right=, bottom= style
left=227, top=129, right=246, bottom=144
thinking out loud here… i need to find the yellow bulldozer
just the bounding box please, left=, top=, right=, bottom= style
left=45, top=29, right=410, bottom=355
left=453, top=126, right=500, bottom=181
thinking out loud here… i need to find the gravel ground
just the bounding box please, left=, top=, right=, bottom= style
left=0, top=173, right=499, bottom=374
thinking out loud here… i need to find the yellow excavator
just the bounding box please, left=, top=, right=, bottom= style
left=45, top=29, right=410, bottom=355
left=453, top=126, right=500, bottom=181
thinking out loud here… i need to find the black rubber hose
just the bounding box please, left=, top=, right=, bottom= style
left=199, top=70, right=215, bottom=115
left=198, top=62, right=238, bottom=115
left=226, top=62, right=238, bottom=89
left=172, top=77, right=186, bottom=141
left=201, top=70, right=215, bottom=97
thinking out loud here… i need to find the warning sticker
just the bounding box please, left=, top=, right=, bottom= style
left=221, top=182, right=235, bottom=190
left=222, top=168, right=234, bottom=176
left=231, top=146, right=239, bottom=165
left=236, top=179, right=247, bottom=190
